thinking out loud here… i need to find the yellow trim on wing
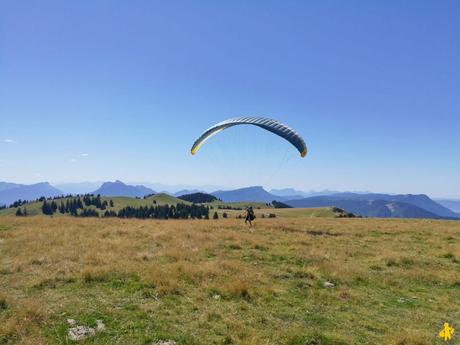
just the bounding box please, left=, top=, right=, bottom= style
left=191, top=140, right=204, bottom=155
left=190, top=128, right=225, bottom=156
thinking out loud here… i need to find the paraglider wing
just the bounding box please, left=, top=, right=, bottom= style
left=191, top=117, right=307, bottom=157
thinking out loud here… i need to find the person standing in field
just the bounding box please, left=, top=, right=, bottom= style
left=245, top=206, right=256, bottom=227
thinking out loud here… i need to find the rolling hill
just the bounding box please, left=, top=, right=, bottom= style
left=177, top=192, right=218, bottom=203
left=0, top=193, right=189, bottom=217
left=0, top=192, right=345, bottom=220
left=92, top=180, right=155, bottom=198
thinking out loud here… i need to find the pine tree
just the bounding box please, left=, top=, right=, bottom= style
left=213, top=211, right=219, bottom=219
left=51, top=201, right=58, bottom=213
left=83, top=195, right=91, bottom=206
left=41, top=200, right=53, bottom=215
left=15, top=208, right=23, bottom=216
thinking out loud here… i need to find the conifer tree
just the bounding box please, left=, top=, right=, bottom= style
left=51, top=201, right=58, bottom=213
left=41, top=200, right=53, bottom=215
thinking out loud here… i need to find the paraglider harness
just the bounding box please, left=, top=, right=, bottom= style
left=245, top=207, right=256, bottom=224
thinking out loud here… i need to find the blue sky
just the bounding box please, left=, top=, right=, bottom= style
left=1, top=1, right=459, bottom=197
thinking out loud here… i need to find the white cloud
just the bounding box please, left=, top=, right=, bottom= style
left=80, top=153, right=89, bottom=157
left=69, top=158, right=77, bottom=163
left=3, top=139, right=15, bottom=143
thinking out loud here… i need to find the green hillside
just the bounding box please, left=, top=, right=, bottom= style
left=0, top=194, right=343, bottom=220
left=147, top=193, right=191, bottom=206
left=0, top=194, right=189, bottom=217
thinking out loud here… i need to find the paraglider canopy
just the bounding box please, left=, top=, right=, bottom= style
left=191, top=117, right=307, bottom=157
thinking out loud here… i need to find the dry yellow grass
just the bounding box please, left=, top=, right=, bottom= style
left=0, top=216, right=459, bottom=344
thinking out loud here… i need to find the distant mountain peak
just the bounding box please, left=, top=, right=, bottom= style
left=239, top=186, right=265, bottom=191
left=93, top=180, right=154, bottom=198
left=0, top=181, right=63, bottom=206
left=212, top=186, right=276, bottom=203
left=35, top=181, right=53, bottom=187
left=103, top=180, right=124, bottom=185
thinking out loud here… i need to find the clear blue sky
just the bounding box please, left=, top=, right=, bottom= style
left=1, top=1, right=459, bottom=197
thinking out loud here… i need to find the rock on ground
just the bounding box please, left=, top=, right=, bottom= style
left=323, top=281, right=335, bottom=288
left=68, top=326, right=96, bottom=341
left=96, top=319, right=106, bottom=331
left=67, top=319, right=105, bottom=341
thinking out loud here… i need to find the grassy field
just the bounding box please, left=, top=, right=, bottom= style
left=0, top=215, right=459, bottom=345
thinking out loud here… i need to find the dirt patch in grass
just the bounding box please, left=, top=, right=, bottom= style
left=306, top=229, right=341, bottom=237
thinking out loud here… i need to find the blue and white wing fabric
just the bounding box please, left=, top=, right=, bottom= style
left=191, top=117, right=307, bottom=157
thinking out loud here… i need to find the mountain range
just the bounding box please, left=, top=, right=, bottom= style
left=286, top=195, right=445, bottom=219
left=1, top=181, right=459, bottom=220
left=0, top=182, right=63, bottom=206
left=287, top=192, right=459, bottom=219
left=210, top=187, right=460, bottom=219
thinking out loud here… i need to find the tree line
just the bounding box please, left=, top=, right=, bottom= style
left=41, top=196, right=114, bottom=217
left=177, top=192, right=218, bottom=203
left=8, top=194, right=108, bottom=209
left=37, top=197, right=211, bottom=219
left=113, top=203, right=210, bottom=219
